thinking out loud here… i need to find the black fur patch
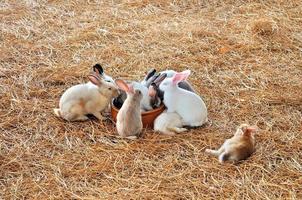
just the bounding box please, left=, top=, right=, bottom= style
left=93, top=63, right=104, bottom=75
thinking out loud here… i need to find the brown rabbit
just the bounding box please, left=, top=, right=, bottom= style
left=115, top=79, right=143, bottom=139
left=205, top=124, right=257, bottom=163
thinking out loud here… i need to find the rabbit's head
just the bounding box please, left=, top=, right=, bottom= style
left=88, top=74, right=119, bottom=98
left=159, top=70, right=191, bottom=92
left=235, top=124, right=258, bottom=138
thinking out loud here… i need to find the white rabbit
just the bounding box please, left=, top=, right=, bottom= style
left=54, top=73, right=119, bottom=121
left=159, top=70, right=208, bottom=127
left=132, top=82, right=153, bottom=112
left=154, top=110, right=187, bottom=135
left=115, top=79, right=143, bottom=139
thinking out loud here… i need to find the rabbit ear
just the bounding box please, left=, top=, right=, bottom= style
left=154, top=73, right=167, bottom=86
left=145, top=69, right=156, bottom=81
left=115, top=79, right=134, bottom=93
left=172, top=70, right=191, bottom=85
left=128, top=84, right=135, bottom=94
left=243, top=126, right=258, bottom=136
left=115, top=79, right=128, bottom=91
left=93, top=64, right=104, bottom=75
left=88, top=74, right=102, bottom=85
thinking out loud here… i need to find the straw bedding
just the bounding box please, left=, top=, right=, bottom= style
left=0, top=0, right=301, bottom=199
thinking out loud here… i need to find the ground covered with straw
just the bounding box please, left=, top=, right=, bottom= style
left=1, top=0, right=301, bottom=199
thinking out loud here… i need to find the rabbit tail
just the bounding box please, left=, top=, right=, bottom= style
left=54, top=108, right=61, bottom=117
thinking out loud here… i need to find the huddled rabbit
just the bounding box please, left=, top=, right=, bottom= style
left=147, top=69, right=196, bottom=110
left=113, top=69, right=162, bottom=111
left=158, top=70, right=208, bottom=127
left=205, top=124, right=258, bottom=163
left=153, top=111, right=187, bottom=136
left=115, top=79, right=143, bottom=139
left=54, top=64, right=119, bottom=121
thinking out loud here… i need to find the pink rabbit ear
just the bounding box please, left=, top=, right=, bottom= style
left=172, top=70, right=191, bottom=85
left=88, top=74, right=101, bottom=86
left=128, top=84, right=135, bottom=94
left=115, top=79, right=129, bottom=92
left=243, top=126, right=258, bottom=136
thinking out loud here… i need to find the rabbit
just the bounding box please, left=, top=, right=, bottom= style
left=115, top=79, right=143, bottom=139
left=154, top=110, right=187, bottom=135
left=54, top=73, right=119, bottom=121
left=148, top=69, right=196, bottom=108
left=148, top=73, right=167, bottom=108
left=159, top=70, right=208, bottom=127
left=160, top=69, right=196, bottom=93
left=205, top=124, right=258, bottom=163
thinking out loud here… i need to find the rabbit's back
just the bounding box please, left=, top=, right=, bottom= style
left=116, top=98, right=142, bottom=137
left=59, top=83, right=98, bottom=108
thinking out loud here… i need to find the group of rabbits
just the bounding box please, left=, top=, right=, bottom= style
left=54, top=64, right=258, bottom=163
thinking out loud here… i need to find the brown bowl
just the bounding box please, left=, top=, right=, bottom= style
left=111, top=102, right=165, bottom=128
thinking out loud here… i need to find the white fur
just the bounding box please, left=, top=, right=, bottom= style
left=55, top=81, right=118, bottom=121
left=159, top=75, right=208, bottom=127
left=103, top=73, right=114, bottom=83
left=132, top=82, right=153, bottom=111
left=160, top=70, right=177, bottom=78
left=154, top=110, right=187, bottom=135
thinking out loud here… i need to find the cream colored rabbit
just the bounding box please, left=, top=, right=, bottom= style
left=115, top=79, right=143, bottom=139
left=54, top=73, right=119, bottom=121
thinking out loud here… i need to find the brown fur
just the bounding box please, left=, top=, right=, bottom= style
left=205, top=124, right=257, bottom=163
left=116, top=87, right=143, bottom=138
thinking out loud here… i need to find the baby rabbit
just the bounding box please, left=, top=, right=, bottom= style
left=205, top=124, right=257, bottom=163
left=54, top=73, right=119, bottom=121
left=159, top=70, right=208, bottom=127
left=154, top=111, right=187, bottom=136
left=115, top=79, right=143, bottom=139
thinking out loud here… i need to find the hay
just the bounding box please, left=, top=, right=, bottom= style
left=0, top=0, right=301, bottom=199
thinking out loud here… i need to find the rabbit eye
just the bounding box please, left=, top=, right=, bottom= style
left=106, top=80, right=111, bottom=82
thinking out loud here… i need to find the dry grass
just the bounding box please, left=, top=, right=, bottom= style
left=1, top=0, right=302, bottom=199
